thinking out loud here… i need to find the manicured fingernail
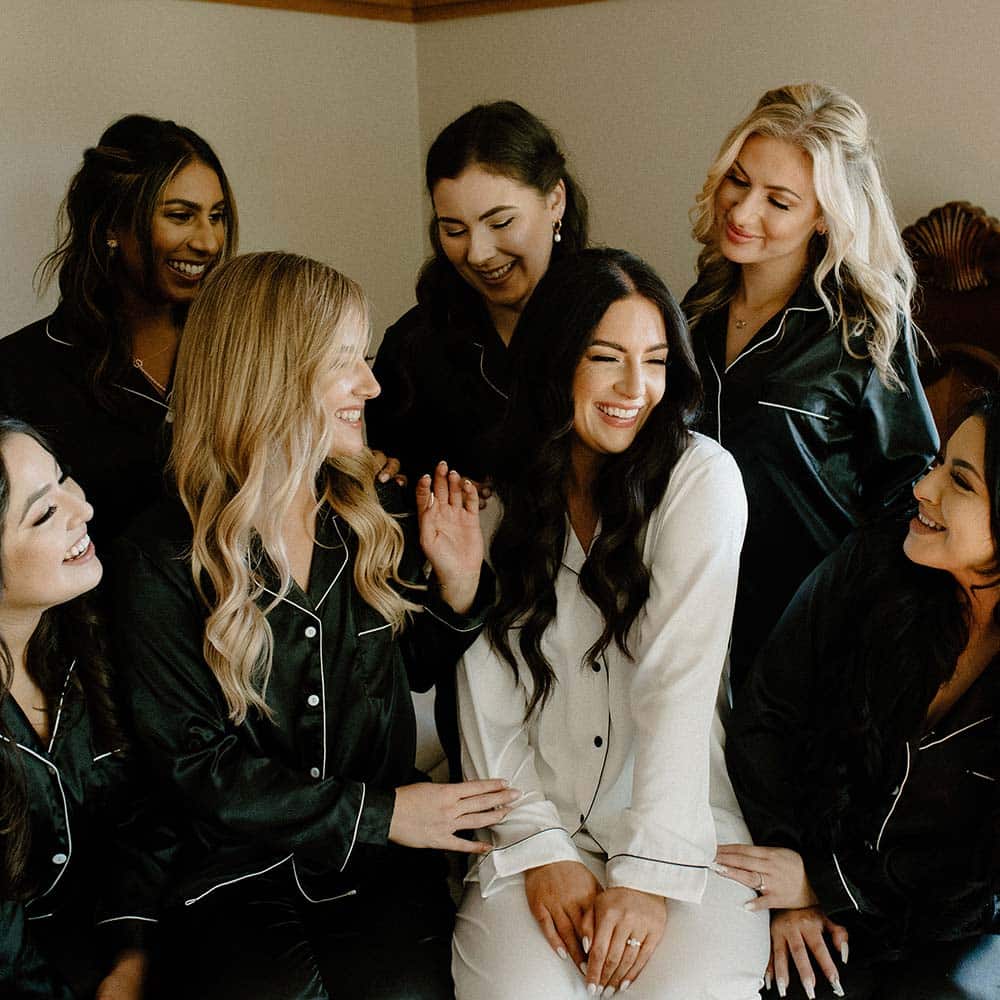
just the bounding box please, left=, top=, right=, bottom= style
left=742, top=899, right=757, bottom=911
left=587, top=985, right=598, bottom=996
left=764, top=970, right=772, bottom=991
left=602, top=987, right=615, bottom=997
left=579, top=963, right=588, bottom=976
left=582, top=936, right=590, bottom=954
left=841, top=942, right=849, bottom=965
left=830, top=978, right=845, bottom=997
left=556, top=947, right=567, bottom=960
left=620, top=981, right=631, bottom=993
left=708, top=861, right=729, bottom=875
left=777, top=979, right=788, bottom=998
left=804, top=981, right=816, bottom=999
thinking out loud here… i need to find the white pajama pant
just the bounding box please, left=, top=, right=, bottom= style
left=452, top=850, right=769, bottom=1000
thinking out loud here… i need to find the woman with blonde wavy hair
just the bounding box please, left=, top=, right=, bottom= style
left=112, top=251, right=515, bottom=999
left=683, top=82, right=938, bottom=689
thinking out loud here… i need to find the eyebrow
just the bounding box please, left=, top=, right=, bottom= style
left=732, top=160, right=803, bottom=201
left=435, top=204, right=519, bottom=225
left=162, top=198, right=226, bottom=210
left=590, top=339, right=669, bottom=352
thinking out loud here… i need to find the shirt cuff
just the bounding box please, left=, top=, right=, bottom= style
left=354, top=783, right=395, bottom=849
left=473, top=826, right=581, bottom=897
left=606, top=853, right=708, bottom=903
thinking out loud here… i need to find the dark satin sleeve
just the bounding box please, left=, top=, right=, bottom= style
left=111, top=539, right=395, bottom=864
left=726, top=533, right=903, bottom=921
left=381, top=486, right=494, bottom=695
left=855, top=322, right=938, bottom=516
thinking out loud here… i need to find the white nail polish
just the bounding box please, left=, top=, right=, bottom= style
left=587, top=985, right=598, bottom=996
left=602, top=987, right=615, bottom=997
left=580, top=963, right=588, bottom=976
left=804, top=981, right=816, bottom=1000
left=708, top=861, right=728, bottom=875
left=841, top=941, right=849, bottom=965
left=764, top=970, right=772, bottom=991
left=831, top=978, right=845, bottom=997
left=557, top=947, right=567, bottom=960
left=777, top=979, right=788, bottom=998
left=620, top=981, right=631, bottom=993
left=582, top=936, right=591, bottom=954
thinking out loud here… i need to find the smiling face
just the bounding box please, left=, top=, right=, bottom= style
left=115, top=159, right=227, bottom=307
left=319, top=320, right=381, bottom=459
left=903, top=415, right=996, bottom=590
left=0, top=433, right=102, bottom=624
left=714, top=134, right=823, bottom=276
left=570, top=294, right=668, bottom=469
left=432, top=164, right=564, bottom=333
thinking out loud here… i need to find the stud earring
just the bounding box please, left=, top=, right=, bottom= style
left=816, top=220, right=828, bottom=236
left=107, top=238, right=118, bottom=257
left=552, top=219, right=562, bottom=244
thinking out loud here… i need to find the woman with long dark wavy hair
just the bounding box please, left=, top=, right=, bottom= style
left=684, top=82, right=938, bottom=691
left=0, top=417, right=160, bottom=998
left=0, top=115, right=238, bottom=545
left=722, top=395, right=1000, bottom=999
left=453, top=249, right=769, bottom=998
left=367, top=99, right=589, bottom=490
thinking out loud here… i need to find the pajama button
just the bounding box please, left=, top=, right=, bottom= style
left=594, top=736, right=603, bottom=747
left=307, top=694, right=320, bottom=707
left=52, top=853, right=68, bottom=865
left=591, top=661, right=601, bottom=673
left=310, top=767, right=321, bottom=779
left=304, top=625, right=317, bottom=638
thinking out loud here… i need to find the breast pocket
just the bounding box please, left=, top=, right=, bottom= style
left=354, top=610, right=400, bottom=706
left=756, top=380, right=835, bottom=472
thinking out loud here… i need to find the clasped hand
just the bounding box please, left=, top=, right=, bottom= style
left=525, top=861, right=666, bottom=994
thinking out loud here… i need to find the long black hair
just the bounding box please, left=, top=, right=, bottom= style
left=487, top=249, right=702, bottom=717
left=36, top=115, right=238, bottom=410
left=416, top=100, right=588, bottom=326
left=808, top=394, right=1000, bottom=845
left=0, top=418, right=122, bottom=898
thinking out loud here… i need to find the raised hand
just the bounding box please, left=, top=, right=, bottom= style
left=416, top=461, right=484, bottom=614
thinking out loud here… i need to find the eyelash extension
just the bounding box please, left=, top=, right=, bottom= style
left=769, top=199, right=791, bottom=211
left=492, top=218, right=514, bottom=230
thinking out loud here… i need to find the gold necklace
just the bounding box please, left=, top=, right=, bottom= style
left=132, top=357, right=168, bottom=396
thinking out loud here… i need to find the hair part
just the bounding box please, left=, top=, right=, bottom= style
left=686, top=82, right=916, bottom=389
left=36, top=115, right=239, bottom=407
left=487, top=248, right=701, bottom=717
left=171, top=252, right=419, bottom=725
left=416, top=100, right=589, bottom=321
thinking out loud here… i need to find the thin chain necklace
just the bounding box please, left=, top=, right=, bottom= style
left=132, top=357, right=169, bottom=396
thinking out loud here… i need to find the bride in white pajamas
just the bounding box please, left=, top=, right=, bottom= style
left=453, top=248, right=769, bottom=999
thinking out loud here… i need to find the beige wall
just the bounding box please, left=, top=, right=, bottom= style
left=1, top=0, right=424, bottom=336
left=416, top=0, right=1000, bottom=300
left=3, top=0, right=997, bottom=342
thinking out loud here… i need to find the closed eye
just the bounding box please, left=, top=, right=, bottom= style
left=491, top=218, right=514, bottom=230
left=725, top=172, right=749, bottom=187
left=769, top=198, right=791, bottom=211
left=951, top=471, right=972, bottom=491
left=33, top=505, right=57, bottom=527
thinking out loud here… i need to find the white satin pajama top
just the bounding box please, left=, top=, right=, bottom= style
left=458, top=433, right=750, bottom=903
